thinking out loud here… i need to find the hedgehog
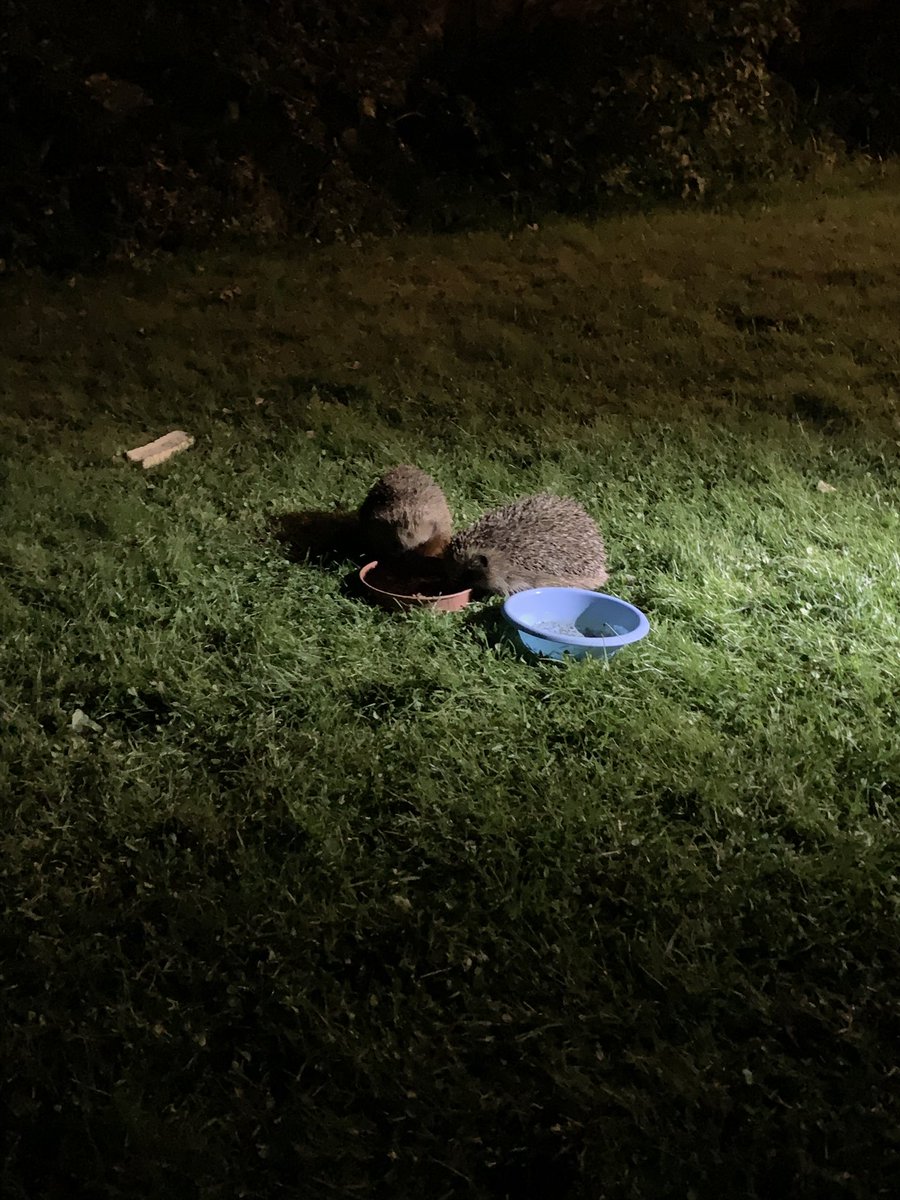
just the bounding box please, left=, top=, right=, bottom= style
left=357, top=465, right=453, bottom=559
left=445, top=493, right=609, bottom=596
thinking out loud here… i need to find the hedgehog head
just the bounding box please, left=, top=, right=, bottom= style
left=449, top=546, right=532, bottom=596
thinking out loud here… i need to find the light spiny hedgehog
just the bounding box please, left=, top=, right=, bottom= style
left=446, top=493, right=609, bottom=595
left=358, top=465, right=453, bottom=559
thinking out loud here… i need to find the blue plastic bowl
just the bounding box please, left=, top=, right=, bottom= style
left=502, top=588, right=650, bottom=662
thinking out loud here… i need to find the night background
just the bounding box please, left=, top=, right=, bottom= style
left=3, top=0, right=900, bottom=265
left=2, top=3, right=900, bottom=1199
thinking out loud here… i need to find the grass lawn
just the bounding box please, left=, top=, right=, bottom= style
left=2, top=170, right=900, bottom=1199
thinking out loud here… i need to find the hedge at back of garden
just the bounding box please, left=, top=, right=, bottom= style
left=3, top=0, right=898, bottom=267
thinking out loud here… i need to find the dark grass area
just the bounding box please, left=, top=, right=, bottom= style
left=2, top=173, right=900, bottom=1198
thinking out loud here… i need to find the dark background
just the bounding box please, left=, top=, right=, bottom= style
left=2, top=0, right=899, bottom=267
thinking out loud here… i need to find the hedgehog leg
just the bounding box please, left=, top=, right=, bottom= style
left=417, top=525, right=451, bottom=557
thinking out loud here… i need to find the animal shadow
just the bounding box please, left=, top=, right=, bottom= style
left=460, top=599, right=518, bottom=650
left=268, top=509, right=368, bottom=568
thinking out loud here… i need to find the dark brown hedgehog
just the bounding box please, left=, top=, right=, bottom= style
left=446, top=493, right=609, bottom=595
left=358, top=465, right=453, bottom=558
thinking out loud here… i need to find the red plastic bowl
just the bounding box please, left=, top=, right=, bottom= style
left=359, top=560, right=472, bottom=612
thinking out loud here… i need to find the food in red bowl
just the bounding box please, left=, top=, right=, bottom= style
left=358, top=558, right=472, bottom=612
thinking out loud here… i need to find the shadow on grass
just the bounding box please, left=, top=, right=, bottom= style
left=268, top=508, right=390, bottom=608
left=460, top=597, right=523, bottom=653
left=268, top=509, right=368, bottom=568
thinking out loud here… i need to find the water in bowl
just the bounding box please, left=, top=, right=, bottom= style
left=533, top=618, right=619, bottom=640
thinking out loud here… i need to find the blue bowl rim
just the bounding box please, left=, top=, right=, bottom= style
left=502, top=588, right=650, bottom=649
